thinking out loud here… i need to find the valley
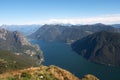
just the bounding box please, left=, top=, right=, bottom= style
left=0, top=0, right=120, bottom=80
left=31, top=40, right=120, bottom=80
left=0, top=23, right=120, bottom=80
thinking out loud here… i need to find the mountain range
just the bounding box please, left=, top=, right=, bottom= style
left=112, top=24, right=120, bottom=28
left=0, top=25, right=40, bottom=36
left=30, top=23, right=120, bottom=43
left=0, top=23, right=120, bottom=80
left=0, top=27, right=99, bottom=79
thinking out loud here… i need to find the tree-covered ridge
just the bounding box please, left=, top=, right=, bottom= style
left=30, top=23, right=120, bottom=43
left=72, top=31, right=120, bottom=66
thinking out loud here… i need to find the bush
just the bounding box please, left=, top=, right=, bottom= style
left=21, top=72, right=31, bottom=78
left=7, top=77, right=17, bottom=80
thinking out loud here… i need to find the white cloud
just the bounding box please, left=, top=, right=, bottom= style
left=1, top=14, right=120, bottom=25
left=44, top=14, right=120, bottom=25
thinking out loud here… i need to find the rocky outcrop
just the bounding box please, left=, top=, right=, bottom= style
left=13, top=31, right=31, bottom=46
left=0, top=28, right=7, bottom=40
left=0, top=65, right=99, bottom=80
left=81, top=74, right=99, bottom=80
left=0, top=28, right=44, bottom=65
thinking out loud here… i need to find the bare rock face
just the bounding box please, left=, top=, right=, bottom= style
left=0, top=28, right=7, bottom=40
left=13, top=31, right=31, bottom=46
left=0, top=28, right=44, bottom=65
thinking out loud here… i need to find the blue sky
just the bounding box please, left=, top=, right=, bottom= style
left=0, top=0, right=120, bottom=25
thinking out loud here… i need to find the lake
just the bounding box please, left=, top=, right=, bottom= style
left=31, top=40, right=120, bottom=80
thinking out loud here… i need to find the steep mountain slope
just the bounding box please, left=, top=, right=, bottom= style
left=0, top=28, right=43, bottom=66
left=30, top=24, right=67, bottom=42
left=0, top=65, right=99, bottom=80
left=56, top=28, right=91, bottom=43
left=0, top=28, right=41, bottom=54
left=72, top=31, right=120, bottom=66
left=30, top=23, right=120, bottom=43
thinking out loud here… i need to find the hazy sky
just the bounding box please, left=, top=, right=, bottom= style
left=0, top=0, right=120, bottom=25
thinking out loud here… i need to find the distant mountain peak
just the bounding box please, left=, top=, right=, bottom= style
left=94, top=23, right=106, bottom=25
left=30, top=23, right=120, bottom=43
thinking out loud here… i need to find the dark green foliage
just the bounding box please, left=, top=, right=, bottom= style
left=30, top=24, right=67, bottom=42
left=72, top=31, right=120, bottom=66
left=7, top=77, right=18, bottom=80
left=0, top=50, right=37, bottom=74
left=30, top=24, right=120, bottom=43
left=21, top=72, right=31, bottom=78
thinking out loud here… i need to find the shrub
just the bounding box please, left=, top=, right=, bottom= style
left=21, top=72, right=31, bottom=78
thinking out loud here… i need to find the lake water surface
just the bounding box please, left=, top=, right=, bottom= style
left=31, top=40, right=120, bottom=80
